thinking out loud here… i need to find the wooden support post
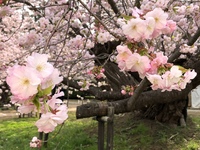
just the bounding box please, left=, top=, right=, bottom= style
left=38, top=113, right=43, bottom=141
left=38, top=132, right=43, bottom=141
left=98, top=117, right=105, bottom=150
left=96, top=107, right=114, bottom=150
left=107, top=107, right=114, bottom=150
left=44, top=133, right=49, bottom=148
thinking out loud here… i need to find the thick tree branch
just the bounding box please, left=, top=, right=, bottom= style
left=134, top=0, right=141, bottom=8
left=76, top=56, right=200, bottom=119
left=188, top=27, right=200, bottom=46
left=127, top=77, right=150, bottom=111
left=107, top=0, right=121, bottom=15
left=76, top=83, right=193, bottom=119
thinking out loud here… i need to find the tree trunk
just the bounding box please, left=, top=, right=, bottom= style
left=143, top=99, right=188, bottom=126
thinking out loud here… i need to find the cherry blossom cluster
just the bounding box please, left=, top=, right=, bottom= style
left=180, top=44, right=198, bottom=54
left=147, top=66, right=197, bottom=92
left=115, top=5, right=198, bottom=92
left=121, top=85, right=134, bottom=96
left=76, top=66, right=106, bottom=91
left=97, top=30, right=115, bottom=45
left=6, top=53, right=68, bottom=133
left=88, top=66, right=106, bottom=79
left=77, top=80, right=91, bottom=91
left=30, top=137, right=42, bottom=148
left=122, top=8, right=176, bottom=42
left=116, top=44, right=197, bottom=91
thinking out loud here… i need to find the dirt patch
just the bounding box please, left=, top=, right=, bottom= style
left=188, top=109, right=200, bottom=116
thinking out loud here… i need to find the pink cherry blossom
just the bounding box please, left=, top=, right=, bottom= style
left=47, top=91, right=64, bottom=109
left=18, top=103, right=35, bottom=114
left=10, top=95, right=22, bottom=104
left=35, top=105, right=68, bottom=133
left=131, top=7, right=144, bottom=18
left=149, top=52, right=168, bottom=74
left=158, top=72, right=175, bottom=91
left=117, top=61, right=127, bottom=71
left=121, top=90, right=126, bottom=95
left=6, top=65, right=41, bottom=99
left=183, top=69, right=197, bottom=83
left=122, top=18, right=146, bottom=41
left=170, top=66, right=182, bottom=78
left=96, top=73, right=106, bottom=79
left=143, top=17, right=156, bottom=39
left=144, top=8, right=168, bottom=30
left=180, top=44, right=197, bottom=53
left=78, top=80, right=91, bottom=91
left=147, top=65, right=196, bottom=92
left=116, top=45, right=132, bottom=62
left=162, top=20, right=176, bottom=34
left=97, top=31, right=113, bottom=44
left=126, top=53, right=151, bottom=78
left=35, top=112, right=58, bottom=133
left=38, top=17, right=50, bottom=29
left=30, top=137, right=42, bottom=148
left=41, top=68, right=63, bottom=90
left=147, top=74, right=162, bottom=90
left=26, top=52, right=54, bottom=79
left=19, top=30, right=39, bottom=47
left=51, top=105, right=68, bottom=124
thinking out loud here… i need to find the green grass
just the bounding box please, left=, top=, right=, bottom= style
left=0, top=112, right=97, bottom=150
left=1, top=112, right=200, bottom=150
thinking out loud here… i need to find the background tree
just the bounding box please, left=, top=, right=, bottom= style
left=0, top=0, right=200, bottom=126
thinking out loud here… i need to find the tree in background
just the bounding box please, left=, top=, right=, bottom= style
left=0, top=0, right=200, bottom=131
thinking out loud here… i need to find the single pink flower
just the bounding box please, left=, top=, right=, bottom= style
left=147, top=74, right=162, bottom=90
left=26, top=53, right=54, bottom=79
left=184, top=69, right=197, bottom=83
left=47, top=91, right=64, bottom=109
left=6, top=65, right=41, bottom=99
left=131, top=7, right=144, bottom=18
left=116, top=45, right=132, bottom=62
left=35, top=112, right=57, bottom=133
left=144, top=8, right=168, bottom=30
left=122, top=18, right=146, bottom=41
left=162, top=20, right=177, bottom=34
left=143, top=17, right=156, bottom=39
left=126, top=53, right=151, bottom=78
left=18, top=103, right=35, bottom=114
left=117, top=61, right=127, bottom=71
left=121, top=90, right=126, bottom=95
left=149, top=52, right=168, bottom=74
left=41, top=68, right=63, bottom=90
left=35, top=105, right=68, bottom=133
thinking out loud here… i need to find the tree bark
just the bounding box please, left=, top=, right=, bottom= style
left=76, top=83, right=193, bottom=119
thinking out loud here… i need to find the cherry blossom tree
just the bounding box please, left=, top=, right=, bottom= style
left=0, top=1, right=200, bottom=143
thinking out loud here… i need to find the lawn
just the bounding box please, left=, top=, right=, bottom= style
left=0, top=111, right=200, bottom=150
left=0, top=112, right=97, bottom=150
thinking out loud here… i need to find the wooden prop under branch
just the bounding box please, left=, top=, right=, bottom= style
left=76, top=99, right=129, bottom=119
